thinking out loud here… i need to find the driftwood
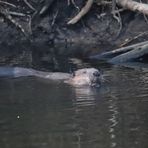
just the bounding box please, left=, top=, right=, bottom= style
left=91, top=41, right=148, bottom=60
left=90, top=41, right=148, bottom=64
left=109, top=43, right=148, bottom=63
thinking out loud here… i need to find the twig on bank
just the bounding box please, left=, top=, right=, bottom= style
left=0, top=0, right=16, bottom=8
left=27, top=10, right=38, bottom=35
left=39, top=0, right=54, bottom=15
left=96, top=9, right=124, bottom=19
left=23, top=0, right=36, bottom=11
left=9, top=11, right=26, bottom=17
left=112, top=0, right=122, bottom=37
left=51, top=10, right=59, bottom=27
left=71, top=0, right=80, bottom=11
left=120, top=31, right=148, bottom=47
left=28, top=15, right=32, bottom=34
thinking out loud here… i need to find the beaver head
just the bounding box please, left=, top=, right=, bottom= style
left=66, top=68, right=101, bottom=87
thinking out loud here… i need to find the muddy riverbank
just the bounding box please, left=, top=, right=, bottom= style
left=0, top=0, right=148, bottom=67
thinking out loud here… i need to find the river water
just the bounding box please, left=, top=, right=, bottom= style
left=0, top=60, right=148, bottom=148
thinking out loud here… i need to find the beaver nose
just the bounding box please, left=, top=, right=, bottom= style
left=93, top=71, right=100, bottom=77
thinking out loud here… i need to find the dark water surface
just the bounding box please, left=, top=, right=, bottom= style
left=0, top=63, right=148, bottom=148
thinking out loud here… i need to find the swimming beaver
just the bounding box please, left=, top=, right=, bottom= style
left=0, top=67, right=101, bottom=87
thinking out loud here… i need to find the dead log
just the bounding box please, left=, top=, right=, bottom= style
left=109, top=43, right=148, bottom=63
left=90, top=41, right=148, bottom=60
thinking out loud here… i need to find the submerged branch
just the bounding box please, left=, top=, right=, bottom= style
left=109, top=43, right=148, bottom=63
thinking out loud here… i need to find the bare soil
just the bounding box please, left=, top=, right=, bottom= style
left=0, top=0, right=148, bottom=67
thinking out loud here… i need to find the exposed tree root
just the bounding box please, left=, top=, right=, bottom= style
left=117, top=0, right=148, bottom=16
left=67, top=0, right=93, bottom=25
left=0, top=6, right=27, bottom=36
left=0, top=1, right=16, bottom=8
left=68, top=0, right=80, bottom=11
left=67, top=0, right=148, bottom=25
left=96, top=9, right=124, bottom=19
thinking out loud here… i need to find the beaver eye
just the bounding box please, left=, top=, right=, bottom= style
left=72, top=72, right=75, bottom=76
left=93, top=71, right=100, bottom=76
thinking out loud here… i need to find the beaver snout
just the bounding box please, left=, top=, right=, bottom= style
left=93, top=71, right=100, bottom=77
left=66, top=68, right=102, bottom=87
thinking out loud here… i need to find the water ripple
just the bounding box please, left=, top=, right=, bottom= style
left=108, top=95, right=119, bottom=148
left=72, top=87, right=98, bottom=107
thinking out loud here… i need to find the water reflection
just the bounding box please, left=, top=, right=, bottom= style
left=108, top=94, right=119, bottom=148
left=0, top=65, right=148, bottom=148
left=72, top=87, right=98, bottom=107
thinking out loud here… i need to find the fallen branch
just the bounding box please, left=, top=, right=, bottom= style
left=23, top=0, right=36, bottom=11
left=109, top=43, right=148, bottom=63
left=90, top=40, right=148, bottom=60
left=67, top=0, right=93, bottom=25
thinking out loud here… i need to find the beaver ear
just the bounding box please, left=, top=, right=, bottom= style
left=70, top=68, right=75, bottom=76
